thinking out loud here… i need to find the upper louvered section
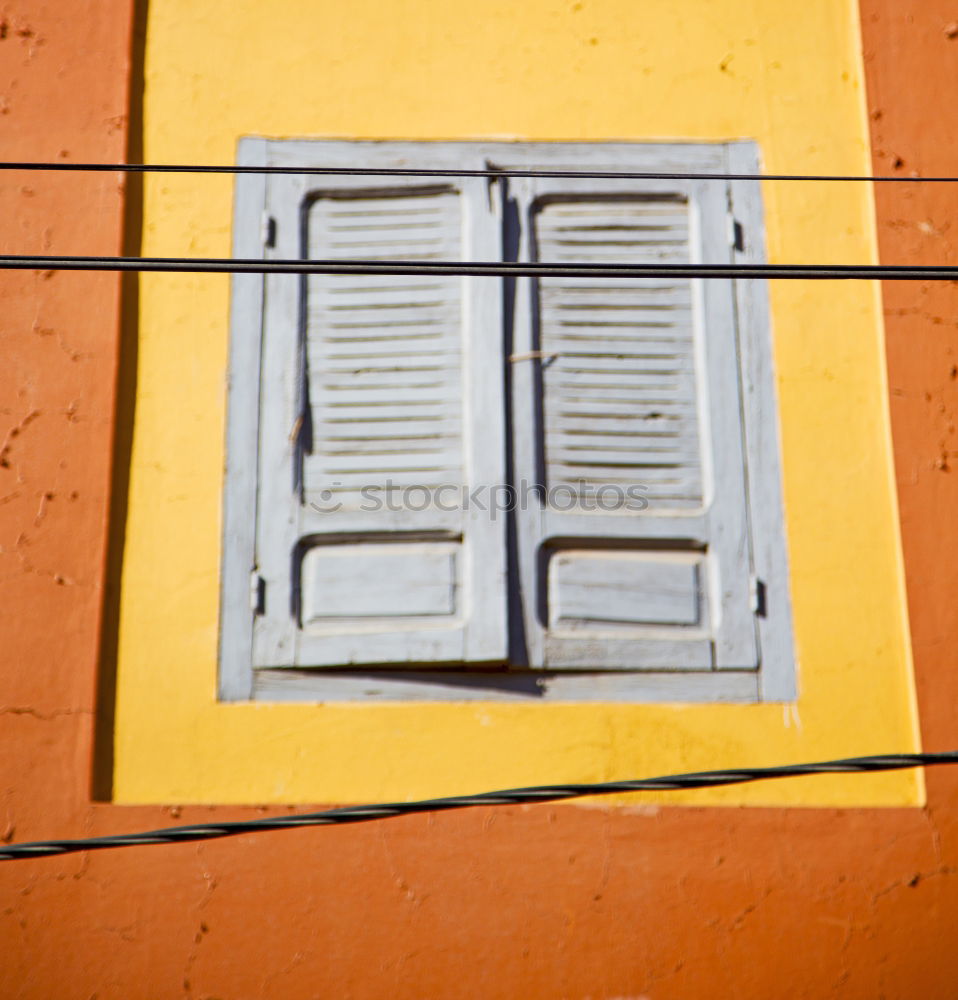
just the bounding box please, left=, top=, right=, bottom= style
left=303, top=189, right=464, bottom=508
left=535, top=197, right=704, bottom=511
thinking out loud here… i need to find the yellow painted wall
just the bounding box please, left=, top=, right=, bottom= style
left=113, top=0, right=921, bottom=805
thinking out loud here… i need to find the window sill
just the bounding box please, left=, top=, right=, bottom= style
left=251, top=668, right=762, bottom=703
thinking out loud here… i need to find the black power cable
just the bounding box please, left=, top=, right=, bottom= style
left=1, top=752, right=955, bottom=863
left=0, top=161, right=955, bottom=182
left=4, top=254, right=958, bottom=280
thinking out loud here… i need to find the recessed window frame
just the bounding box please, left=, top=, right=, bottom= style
left=218, top=139, right=795, bottom=704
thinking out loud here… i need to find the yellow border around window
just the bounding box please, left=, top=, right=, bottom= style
left=113, top=0, right=922, bottom=806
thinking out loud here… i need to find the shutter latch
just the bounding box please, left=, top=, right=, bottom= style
left=728, top=215, right=745, bottom=253
left=484, top=160, right=505, bottom=209
left=750, top=575, right=767, bottom=617
left=261, top=213, right=277, bottom=249
left=250, top=571, right=265, bottom=615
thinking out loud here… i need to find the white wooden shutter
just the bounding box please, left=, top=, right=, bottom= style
left=252, top=169, right=506, bottom=669
left=510, top=174, right=758, bottom=671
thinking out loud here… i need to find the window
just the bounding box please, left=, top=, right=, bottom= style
left=219, top=140, right=794, bottom=703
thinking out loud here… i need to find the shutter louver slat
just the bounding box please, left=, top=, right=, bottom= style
left=536, top=198, right=704, bottom=511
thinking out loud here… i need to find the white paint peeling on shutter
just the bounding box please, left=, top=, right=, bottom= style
left=535, top=198, right=703, bottom=510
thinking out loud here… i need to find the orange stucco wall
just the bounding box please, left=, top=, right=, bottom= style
left=2, top=1, right=958, bottom=997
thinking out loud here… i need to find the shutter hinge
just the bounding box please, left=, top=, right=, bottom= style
left=728, top=215, right=745, bottom=253
left=750, top=575, right=767, bottom=618
left=250, top=571, right=265, bottom=615
left=261, top=213, right=277, bottom=249
left=485, top=160, right=503, bottom=210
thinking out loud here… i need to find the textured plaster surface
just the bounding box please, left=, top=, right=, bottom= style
left=0, top=1, right=957, bottom=997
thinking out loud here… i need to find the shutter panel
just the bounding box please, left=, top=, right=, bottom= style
left=252, top=171, right=506, bottom=669
left=510, top=175, right=758, bottom=671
